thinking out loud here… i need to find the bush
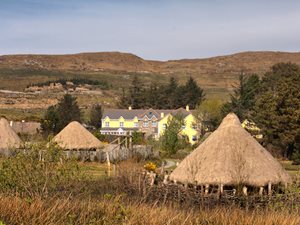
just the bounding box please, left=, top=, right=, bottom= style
left=0, top=143, right=82, bottom=197
left=132, top=131, right=145, bottom=145
left=292, top=150, right=300, bottom=165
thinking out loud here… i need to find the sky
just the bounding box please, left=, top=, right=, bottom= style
left=1, top=0, right=300, bottom=60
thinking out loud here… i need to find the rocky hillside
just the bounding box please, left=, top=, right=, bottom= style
left=1, top=51, right=300, bottom=94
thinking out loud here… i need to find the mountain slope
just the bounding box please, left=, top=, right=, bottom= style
left=1, top=51, right=300, bottom=93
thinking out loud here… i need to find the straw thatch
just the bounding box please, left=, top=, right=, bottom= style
left=169, top=113, right=291, bottom=187
left=0, top=118, right=22, bottom=154
left=52, top=121, right=105, bottom=150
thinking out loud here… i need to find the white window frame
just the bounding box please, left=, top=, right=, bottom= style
left=105, top=122, right=110, bottom=127
left=120, top=122, right=124, bottom=127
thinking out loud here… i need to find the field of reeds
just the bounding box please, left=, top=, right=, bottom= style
left=0, top=146, right=299, bottom=225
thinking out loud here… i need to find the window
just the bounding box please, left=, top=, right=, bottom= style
left=120, top=122, right=124, bottom=127
left=181, top=125, right=186, bottom=129
left=152, top=121, right=157, bottom=127
left=192, top=135, right=197, bottom=141
left=143, top=121, right=149, bottom=127
left=134, top=122, right=138, bottom=127
left=162, top=124, right=167, bottom=129
left=105, top=122, right=109, bottom=127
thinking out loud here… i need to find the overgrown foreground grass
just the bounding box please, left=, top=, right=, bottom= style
left=0, top=146, right=299, bottom=225
left=0, top=195, right=299, bottom=225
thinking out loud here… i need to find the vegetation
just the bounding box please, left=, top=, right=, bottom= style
left=41, top=94, right=81, bottom=134
left=159, top=115, right=189, bottom=155
left=221, top=63, right=300, bottom=163
left=0, top=143, right=81, bottom=198
left=0, top=158, right=298, bottom=225
left=27, top=78, right=110, bottom=89
left=88, top=104, right=103, bottom=129
left=0, top=195, right=299, bottom=225
left=119, top=76, right=205, bottom=109
left=252, top=63, right=300, bottom=159
left=222, top=73, right=260, bottom=120
left=132, top=131, right=145, bottom=145
left=194, top=98, right=223, bottom=134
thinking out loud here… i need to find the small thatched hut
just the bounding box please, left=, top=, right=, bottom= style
left=52, top=121, right=105, bottom=150
left=0, top=117, right=22, bottom=156
left=169, top=113, right=291, bottom=194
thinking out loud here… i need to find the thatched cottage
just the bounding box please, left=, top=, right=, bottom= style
left=52, top=121, right=105, bottom=150
left=169, top=113, right=291, bottom=195
left=0, top=117, right=22, bottom=156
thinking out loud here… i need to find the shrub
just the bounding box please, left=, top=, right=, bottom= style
left=0, top=142, right=82, bottom=197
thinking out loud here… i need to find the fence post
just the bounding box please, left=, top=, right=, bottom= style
left=259, top=186, right=264, bottom=195
left=205, top=184, right=209, bottom=195
left=243, top=186, right=248, bottom=196
left=268, top=182, right=272, bottom=196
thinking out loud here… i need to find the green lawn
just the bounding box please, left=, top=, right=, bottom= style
left=79, top=162, right=110, bottom=179
left=280, top=160, right=300, bottom=178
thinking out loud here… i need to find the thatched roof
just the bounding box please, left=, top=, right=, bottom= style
left=0, top=117, right=22, bottom=152
left=52, top=121, right=105, bottom=150
left=169, top=113, right=291, bottom=187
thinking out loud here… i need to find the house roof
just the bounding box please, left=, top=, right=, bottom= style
left=169, top=113, right=291, bottom=187
left=102, top=108, right=193, bottom=120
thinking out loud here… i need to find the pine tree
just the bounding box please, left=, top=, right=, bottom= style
left=165, top=77, right=179, bottom=109
left=129, top=75, right=144, bottom=108
left=41, top=94, right=81, bottom=134
left=89, top=104, right=103, bottom=129
left=253, top=63, right=300, bottom=159
left=40, top=105, right=60, bottom=135
left=222, top=73, right=260, bottom=120
left=181, top=77, right=205, bottom=109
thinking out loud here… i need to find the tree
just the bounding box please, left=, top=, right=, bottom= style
left=129, top=75, right=145, bottom=109
left=56, top=94, right=81, bottom=131
left=118, top=88, right=130, bottom=108
left=160, top=115, right=187, bottom=155
left=40, top=105, right=60, bottom=135
left=89, top=104, right=103, bottom=129
left=194, top=99, right=223, bottom=134
left=117, top=76, right=206, bottom=109
left=181, top=77, right=205, bottom=109
left=41, top=94, right=82, bottom=134
left=164, top=77, right=179, bottom=109
left=252, top=63, right=300, bottom=159
left=222, top=73, right=260, bottom=120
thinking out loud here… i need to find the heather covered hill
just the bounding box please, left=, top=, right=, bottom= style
left=1, top=51, right=300, bottom=93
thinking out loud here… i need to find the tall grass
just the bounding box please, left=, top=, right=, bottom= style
left=0, top=149, right=299, bottom=225
left=0, top=195, right=299, bottom=225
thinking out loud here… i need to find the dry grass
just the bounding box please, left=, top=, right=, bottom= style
left=0, top=156, right=299, bottom=225
left=0, top=195, right=299, bottom=225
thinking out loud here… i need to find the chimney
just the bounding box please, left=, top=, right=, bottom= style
left=160, top=112, right=165, bottom=118
left=128, top=106, right=132, bottom=110
left=10, top=121, right=13, bottom=127
left=186, top=105, right=190, bottom=111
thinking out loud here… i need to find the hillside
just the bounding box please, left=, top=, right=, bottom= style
left=1, top=51, right=300, bottom=92
left=1, top=51, right=300, bottom=120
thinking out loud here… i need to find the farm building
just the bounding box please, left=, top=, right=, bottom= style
left=0, top=117, right=22, bottom=156
left=169, top=113, right=291, bottom=195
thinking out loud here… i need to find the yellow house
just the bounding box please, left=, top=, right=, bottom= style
left=100, top=106, right=199, bottom=144
left=157, top=110, right=199, bottom=145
